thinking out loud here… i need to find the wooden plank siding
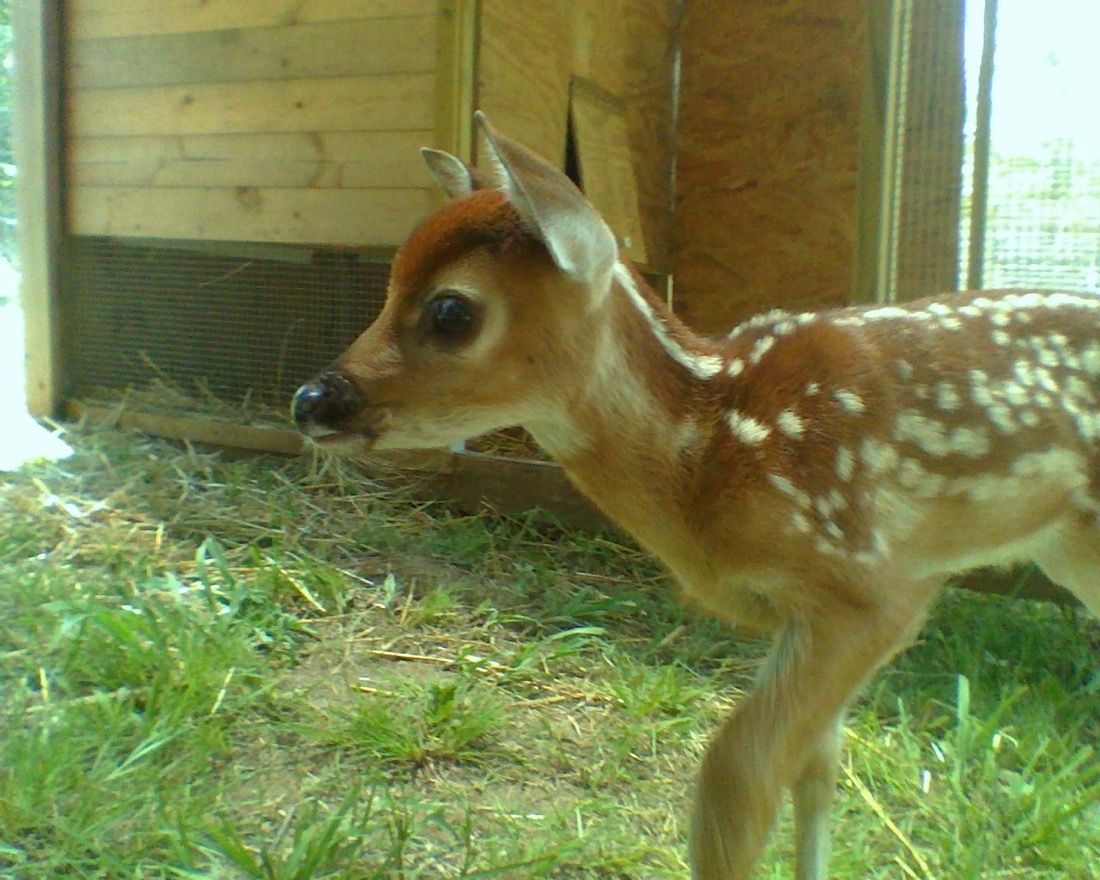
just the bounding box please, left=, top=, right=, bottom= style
left=68, top=17, right=436, bottom=89
left=64, top=2, right=445, bottom=247
left=69, top=131, right=431, bottom=189
left=68, top=0, right=437, bottom=40
left=68, top=186, right=435, bottom=243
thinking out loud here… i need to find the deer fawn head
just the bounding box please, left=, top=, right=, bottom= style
left=292, top=112, right=622, bottom=457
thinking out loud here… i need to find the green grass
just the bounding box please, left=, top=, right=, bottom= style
left=0, top=425, right=1097, bottom=878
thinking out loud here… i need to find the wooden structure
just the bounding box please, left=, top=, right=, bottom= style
left=674, top=0, right=967, bottom=331
left=61, top=0, right=675, bottom=267
left=20, top=0, right=676, bottom=434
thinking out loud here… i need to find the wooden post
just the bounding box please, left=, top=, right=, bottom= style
left=13, top=0, right=65, bottom=418
left=965, top=0, right=998, bottom=291
left=853, top=0, right=908, bottom=305
left=434, top=0, right=480, bottom=166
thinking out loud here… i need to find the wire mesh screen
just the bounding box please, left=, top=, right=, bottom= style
left=64, top=237, right=390, bottom=411
left=893, top=0, right=966, bottom=302
left=965, top=0, right=1100, bottom=293
left=881, top=1, right=1100, bottom=301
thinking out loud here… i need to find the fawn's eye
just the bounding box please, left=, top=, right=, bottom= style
left=426, top=292, right=476, bottom=341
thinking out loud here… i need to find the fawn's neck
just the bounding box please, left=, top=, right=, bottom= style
left=526, top=263, right=729, bottom=576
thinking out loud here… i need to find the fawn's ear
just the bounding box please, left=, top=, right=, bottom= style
left=475, top=111, right=617, bottom=288
left=421, top=147, right=478, bottom=198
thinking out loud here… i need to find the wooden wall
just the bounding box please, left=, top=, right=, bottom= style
left=674, top=1, right=865, bottom=333
left=63, top=0, right=676, bottom=263
left=64, top=0, right=440, bottom=246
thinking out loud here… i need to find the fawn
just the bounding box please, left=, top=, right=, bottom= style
left=293, top=113, right=1100, bottom=879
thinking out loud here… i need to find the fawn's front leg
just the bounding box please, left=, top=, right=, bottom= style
left=690, top=586, right=936, bottom=880
left=791, top=716, right=843, bottom=880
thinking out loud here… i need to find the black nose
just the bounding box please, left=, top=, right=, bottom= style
left=291, top=371, right=362, bottom=427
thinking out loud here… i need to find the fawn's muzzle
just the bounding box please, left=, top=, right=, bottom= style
left=291, top=370, right=363, bottom=429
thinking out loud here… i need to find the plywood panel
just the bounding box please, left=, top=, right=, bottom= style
left=70, top=73, right=435, bottom=138
left=70, top=131, right=431, bottom=189
left=477, top=0, right=572, bottom=166
left=68, top=0, right=436, bottom=39
left=69, top=186, right=435, bottom=246
left=675, top=1, right=865, bottom=333
left=619, top=0, right=677, bottom=271
left=479, top=0, right=676, bottom=272
left=571, top=79, right=648, bottom=265
left=69, top=17, right=436, bottom=89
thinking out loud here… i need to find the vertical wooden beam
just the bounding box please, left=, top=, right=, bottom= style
left=13, top=0, right=65, bottom=417
left=853, top=0, right=908, bottom=304
left=965, top=0, right=997, bottom=291
left=434, top=0, right=480, bottom=166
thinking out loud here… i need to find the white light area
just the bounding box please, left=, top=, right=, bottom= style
left=0, top=260, right=73, bottom=471
left=971, top=0, right=1100, bottom=158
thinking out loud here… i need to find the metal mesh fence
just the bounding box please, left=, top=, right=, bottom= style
left=961, top=0, right=1100, bottom=293
left=64, top=237, right=390, bottom=410
left=885, top=0, right=1100, bottom=301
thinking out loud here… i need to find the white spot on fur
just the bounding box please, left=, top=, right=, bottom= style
left=935, top=382, right=961, bottom=412
left=727, top=410, right=771, bottom=445
left=1081, top=342, right=1100, bottom=376
left=805, top=382, right=821, bottom=396
left=727, top=358, right=745, bottom=378
left=861, top=306, right=917, bottom=320
left=895, top=411, right=992, bottom=458
left=768, top=473, right=810, bottom=507
left=749, top=335, right=777, bottom=365
left=727, top=308, right=793, bottom=338
left=1002, top=382, right=1030, bottom=408
left=833, top=390, right=866, bottom=415
left=675, top=419, right=704, bottom=454
left=1066, top=376, right=1091, bottom=401
left=896, top=360, right=914, bottom=380
left=1034, top=368, right=1059, bottom=394
left=1013, top=360, right=1036, bottom=387
left=835, top=446, right=855, bottom=481
left=896, top=458, right=946, bottom=497
left=615, top=263, right=723, bottom=380
left=948, top=449, right=1085, bottom=502
left=860, top=437, right=900, bottom=475
left=991, top=330, right=1012, bottom=346
left=987, top=403, right=1016, bottom=434
left=776, top=408, right=807, bottom=439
